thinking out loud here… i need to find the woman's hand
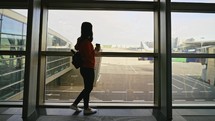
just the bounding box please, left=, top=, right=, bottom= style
left=95, top=44, right=101, bottom=56
left=95, top=43, right=100, bottom=51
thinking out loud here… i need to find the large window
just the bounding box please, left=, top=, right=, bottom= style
left=172, top=12, right=215, bottom=105
left=0, top=9, right=27, bottom=102
left=45, top=10, right=154, bottom=105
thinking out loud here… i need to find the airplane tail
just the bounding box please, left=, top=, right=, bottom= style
left=141, top=41, right=150, bottom=50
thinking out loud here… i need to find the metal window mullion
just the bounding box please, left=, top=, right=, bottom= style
left=101, top=52, right=157, bottom=57
left=0, top=14, right=2, bottom=47
left=172, top=2, right=215, bottom=13
left=47, top=1, right=156, bottom=11
left=172, top=53, right=215, bottom=58
left=38, top=3, right=48, bottom=106
left=0, top=51, right=26, bottom=55
left=1, top=32, right=25, bottom=37
left=42, top=51, right=157, bottom=58
left=0, top=45, right=26, bottom=48
left=0, top=1, right=28, bottom=9
left=153, top=0, right=160, bottom=108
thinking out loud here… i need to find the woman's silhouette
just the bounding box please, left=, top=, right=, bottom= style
left=70, top=22, right=100, bottom=115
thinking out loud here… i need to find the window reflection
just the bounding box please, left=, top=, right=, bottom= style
left=0, top=11, right=27, bottom=51
left=1, top=34, right=25, bottom=51
left=2, top=16, right=23, bottom=35
left=46, top=56, right=71, bottom=78
left=0, top=55, right=25, bottom=101
left=46, top=30, right=72, bottom=51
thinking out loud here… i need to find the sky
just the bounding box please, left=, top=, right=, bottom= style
left=13, top=0, right=215, bottom=46
left=48, top=10, right=153, bottom=46
left=172, top=13, right=215, bottom=41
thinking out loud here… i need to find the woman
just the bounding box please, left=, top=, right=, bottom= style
left=70, top=22, right=100, bottom=115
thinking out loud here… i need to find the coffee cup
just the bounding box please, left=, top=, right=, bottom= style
left=96, top=43, right=100, bottom=51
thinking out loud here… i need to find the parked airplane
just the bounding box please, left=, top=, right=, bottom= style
left=140, top=41, right=153, bottom=52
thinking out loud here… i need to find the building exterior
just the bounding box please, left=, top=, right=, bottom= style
left=0, top=9, right=73, bottom=101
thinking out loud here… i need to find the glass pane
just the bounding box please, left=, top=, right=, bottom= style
left=47, top=32, right=72, bottom=51
left=172, top=13, right=215, bottom=53
left=46, top=56, right=71, bottom=78
left=0, top=34, right=26, bottom=51
left=0, top=9, right=27, bottom=51
left=2, top=16, right=23, bottom=35
left=172, top=0, right=215, bottom=3
left=48, top=10, right=154, bottom=53
left=172, top=58, right=215, bottom=105
left=45, top=57, right=154, bottom=105
left=0, top=55, right=25, bottom=101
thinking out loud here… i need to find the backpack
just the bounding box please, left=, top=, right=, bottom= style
left=72, top=51, right=82, bottom=69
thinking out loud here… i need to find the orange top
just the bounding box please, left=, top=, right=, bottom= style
left=75, top=38, right=95, bottom=69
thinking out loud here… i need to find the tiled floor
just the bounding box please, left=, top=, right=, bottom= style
left=0, top=108, right=22, bottom=121
left=37, top=115, right=155, bottom=121
left=37, top=108, right=157, bottom=121
left=1, top=108, right=215, bottom=121
left=172, top=109, right=215, bottom=121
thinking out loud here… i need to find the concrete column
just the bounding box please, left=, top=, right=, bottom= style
left=153, top=0, right=172, bottom=121
left=22, top=0, right=41, bottom=120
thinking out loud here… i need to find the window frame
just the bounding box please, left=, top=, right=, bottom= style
left=1, top=0, right=215, bottom=108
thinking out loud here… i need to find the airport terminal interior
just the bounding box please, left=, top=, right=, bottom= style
left=1, top=0, right=215, bottom=121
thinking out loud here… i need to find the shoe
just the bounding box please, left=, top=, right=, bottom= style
left=84, top=108, right=97, bottom=115
left=70, top=104, right=82, bottom=112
